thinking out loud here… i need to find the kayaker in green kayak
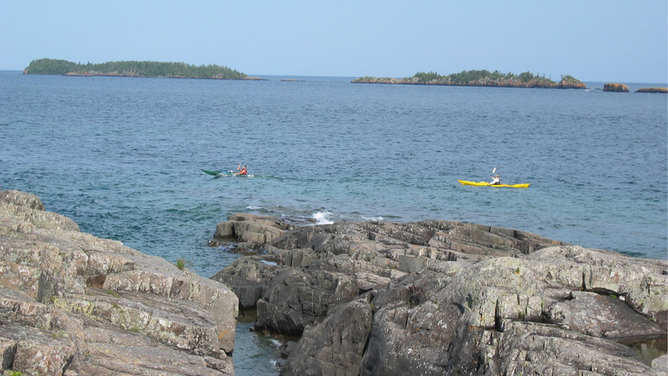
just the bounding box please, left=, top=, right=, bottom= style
left=235, top=164, right=248, bottom=176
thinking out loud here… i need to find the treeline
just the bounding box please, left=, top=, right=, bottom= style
left=24, top=58, right=247, bottom=79
left=413, top=70, right=582, bottom=85
left=414, top=70, right=553, bottom=84
left=353, top=69, right=585, bottom=89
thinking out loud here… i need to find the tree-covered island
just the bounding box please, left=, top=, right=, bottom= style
left=352, top=70, right=586, bottom=89
left=23, top=58, right=252, bottom=80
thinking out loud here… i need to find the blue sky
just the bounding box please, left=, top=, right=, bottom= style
left=2, top=1, right=666, bottom=83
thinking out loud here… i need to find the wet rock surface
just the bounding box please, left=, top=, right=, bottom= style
left=212, top=214, right=668, bottom=376
left=0, top=189, right=238, bottom=375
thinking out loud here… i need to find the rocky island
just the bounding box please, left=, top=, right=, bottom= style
left=603, top=84, right=668, bottom=93
left=212, top=213, right=667, bottom=376
left=636, top=87, right=668, bottom=93
left=352, top=70, right=587, bottom=89
left=603, top=83, right=630, bottom=92
left=23, top=58, right=251, bottom=80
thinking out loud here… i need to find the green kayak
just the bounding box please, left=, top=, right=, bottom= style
left=202, top=169, right=253, bottom=177
left=202, top=169, right=232, bottom=176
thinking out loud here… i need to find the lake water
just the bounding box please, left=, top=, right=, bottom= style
left=1, top=71, right=666, bottom=374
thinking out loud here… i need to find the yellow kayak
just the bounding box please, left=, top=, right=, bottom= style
left=458, top=180, right=530, bottom=188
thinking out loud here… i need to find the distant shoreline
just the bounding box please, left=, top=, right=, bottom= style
left=22, top=58, right=249, bottom=80
left=7, top=68, right=668, bottom=91
left=352, top=70, right=587, bottom=89
left=58, top=71, right=266, bottom=80
left=351, top=77, right=585, bottom=89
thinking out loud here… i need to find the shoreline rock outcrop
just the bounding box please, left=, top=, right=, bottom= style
left=212, top=213, right=668, bottom=376
left=0, top=189, right=239, bottom=375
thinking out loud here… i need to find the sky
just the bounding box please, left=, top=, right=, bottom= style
left=1, top=1, right=666, bottom=83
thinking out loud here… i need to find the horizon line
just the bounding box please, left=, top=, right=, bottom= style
left=0, top=69, right=666, bottom=85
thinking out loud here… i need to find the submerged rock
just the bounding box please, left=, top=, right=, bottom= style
left=0, top=189, right=238, bottom=375
left=212, top=214, right=668, bottom=376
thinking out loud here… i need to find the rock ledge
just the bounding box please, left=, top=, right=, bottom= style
left=0, top=189, right=238, bottom=376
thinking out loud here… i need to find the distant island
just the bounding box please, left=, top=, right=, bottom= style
left=636, top=87, right=668, bottom=93
left=352, top=70, right=586, bottom=89
left=23, top=58, right=252, bottom=80
left=600, top=83, right=667, bottom=93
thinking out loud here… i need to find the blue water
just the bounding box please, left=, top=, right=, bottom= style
left=1, top=71, right=666, bottom=374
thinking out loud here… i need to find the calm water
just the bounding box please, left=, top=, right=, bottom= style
left=1, top=71, right=666, bottom=374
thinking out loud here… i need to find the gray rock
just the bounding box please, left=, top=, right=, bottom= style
left=214, top=213, right=299, bottom=248
left=0, top=189, right=238, bottom=375
left=211, top=213, right=667, bottom=376
left=281, top=298, right=373, bottom=376
left=398, top=254, right=428, bottom=273
left=255, top=267, right=363, bottom=336
left=358, top=252, right=666, bottom=375
left=651, top=355, right=668, bottom=376
left=211, top=256, right=284, bottom=309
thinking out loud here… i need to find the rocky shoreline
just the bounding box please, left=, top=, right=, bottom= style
left=0, top=189, right=238, bottom=375
left=212, top=213, right=667, bottom=376
left=1, top=189, right=666, bottom=375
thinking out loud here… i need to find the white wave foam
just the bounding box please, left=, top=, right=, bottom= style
left=312, top=211, right=334, bottom=225
left=361, top=215, right=384, bottom=221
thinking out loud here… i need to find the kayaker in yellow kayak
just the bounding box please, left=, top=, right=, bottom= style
left=490, top=174, right=501, bottom=185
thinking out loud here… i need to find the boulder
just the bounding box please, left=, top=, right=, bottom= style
left=0, top=189, right=238, bottom=375
left=212, top=213, right=667, bottom=375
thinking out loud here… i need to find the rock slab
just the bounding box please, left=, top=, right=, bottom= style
left=0, top=189, right=239, bottom=375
